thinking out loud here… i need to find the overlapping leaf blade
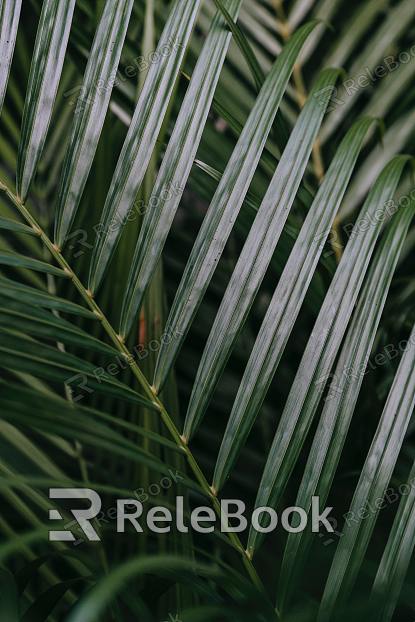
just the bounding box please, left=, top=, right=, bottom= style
left=184, top=68, right=344, bottom=442
left=319, top=321, right=415, bottom=621
left=0, top=330, right=152, bottom=408
left=0, top=251, right=68, bottom=277
left=116, top=0, right=243, bottom=339
left=0, top=216, right=35, bottom=235
left=16, top=0, right=76, bottom=201
left=88, top=0, right=204, bottom=291
left=0, top=276, right=95, bottom=318
left=151, top=21, right=319, bottom=389
left=370, top=460, right=415, bottom=622
left=54, top=0, right=134, bottom=246
left=277, top=201, right=415, bottom=612
left=0, top=298, right=117, bottom=355
left=212, top=116, right=376, bottom=491
left=321, top=0, right=415, bottom=144
left=246, top=155, right=411, bottom=555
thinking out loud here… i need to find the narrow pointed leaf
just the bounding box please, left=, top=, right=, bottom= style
left=319, top=321, right=415, bottom=621
left=0, top=276, right=95, bottom=318
left=116, top=0, right=243, bottom=340
left=321, top=0, right=415, bottom=144
left=247, top=155, right=411, bottom=555
left=54, top=0, right=134, bottom=246
left=0, top=331, right=152, bottom=408
left=16, top=0, right=76, bottom=201
left=0, top=298, right=117, bottom=355
left=278, top=202, right=415, bottom=612
left=212, top=117, right=377, bottom=489
left=370, top=460, right=415, bottom=622
left=0, top=251, right=69, bottom=277
left=0, top=216, right=36, bottom=235
left=212, top=0, right=265, bottom=92
left=87, top=0, right=203, bottom=290
left=0, top=0, right=22, bottom=114
left=151, top=21, right=319, bottom=387
left=184, top=69, right=344, bottom=441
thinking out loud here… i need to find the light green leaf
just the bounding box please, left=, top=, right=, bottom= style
left=212, top=116, right=376, bottom=490
left=278, top=201, right=415, bottom=613
left=184, top=68, right=344, bottom=442
left=16, top=0, right=76, bottom=201
left=212, top=0, right=264, bottom=92
left=247, top=155, right=411, bottom=555
left=319, top=321, right=415, bottom=621
left=53, top=0, right=134, bottom=246
left=0, top=251, right=69, bottom=277
left=0, top=0, right=22, bottom=114
left=152, top=21, right=319, bottom=388
left=117, top=0, right=243, bottom=339
left=370, top=460, right=415, bottom=622
left=87, top=0, right=203, bottom=291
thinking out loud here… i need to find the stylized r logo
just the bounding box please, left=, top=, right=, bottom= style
left=49, top=488, right=101, bottom=542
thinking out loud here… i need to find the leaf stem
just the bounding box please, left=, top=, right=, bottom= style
left=0, top=181, right=266, bottom=599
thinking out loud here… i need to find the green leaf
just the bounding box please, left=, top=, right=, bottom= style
left=0, top=419, right=66, bottom=479
left=319, top=321, right=415, bottom=621
left=53, top=0, right=134, bottom=246
left=212, top=116, right=376, bottom=490
left=65, top=556, right=249, bottom=622
left=0, top=251, right=69, bottom=277
left=184, top=68, right=344, bottom=442
left=151, top=20, right=319, bottom=387
left=247, top=155, right=411, bottom=555
left=16, top=0, right=76, bottom=201
left=0, top=0, right=22, bottom=114
left=0, top=330, right=153, bottom=408
left=87, top=0, right=204, bottom=290
left=116, top=0, right=243, bottom=338
left=370, top=460, right=415, bottom=622
left=321, top=0, right=415, bottom=144
left=0, top=298, right=117, bottom=356
left=0, top=380, right=179, bottom=454
left=0, top=394, right=172, bottom=478
left=0, top=276, right=95, bottom=318
left=277, top=201, right=415, bottom=613
left=212, top=0, right=264, bottom=92
left=0, top=216, right=36, bottom=235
